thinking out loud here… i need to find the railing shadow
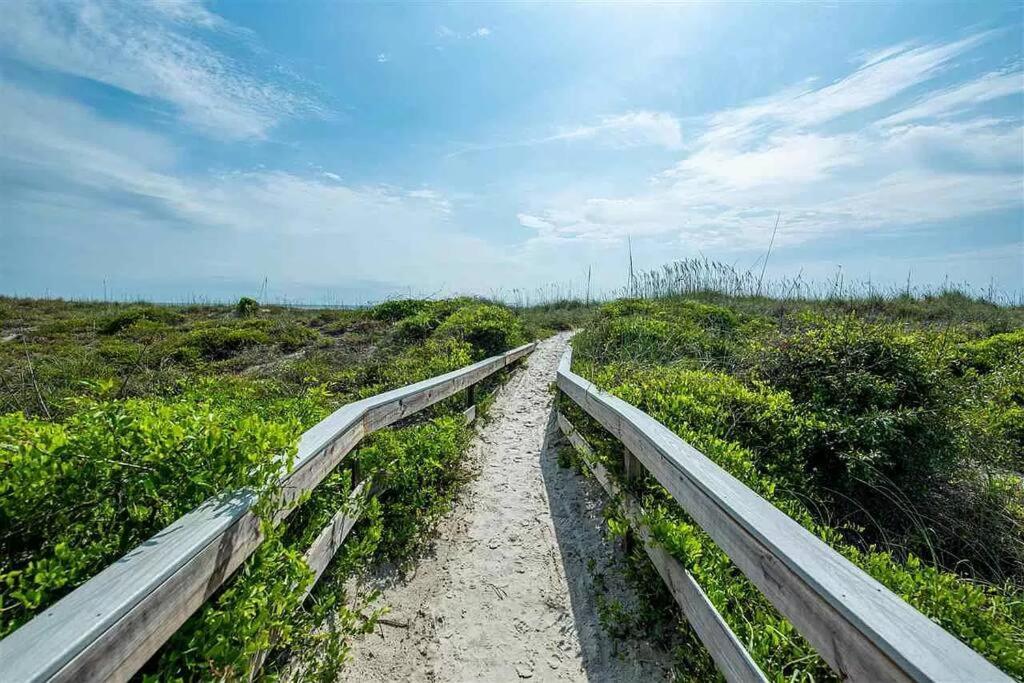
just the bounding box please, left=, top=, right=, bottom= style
left=537, top=405, right=673, bottom=681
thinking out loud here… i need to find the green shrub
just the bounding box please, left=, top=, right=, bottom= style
left=235, top=297, right=260, bottom=319
left=0, top=397, right=299, bottom=637
left=395, top=308, right=445, bottom=340
left=962, top=330, right=1024, bottom=373
left=751, top=315, right=959, bottom=493
left=575, top=316, right=735, bottom=369
left=435, top=303, right=527, bottom=359
left=98, top=305, right=182, bottom=335
left=599, top=299, right=657, bottom=318
left=373, top=338, right=474, bottom=392
left=271, top=321, right=322, bottom=353
left=354, top=416, right=469, bottom=558
left=179, top=324, right=271, bottom=361
left=391, top=299, right=470, bottom=341
left=369, top=299, right=432, bottom=322
left=591, top=364, right=816, bottom=488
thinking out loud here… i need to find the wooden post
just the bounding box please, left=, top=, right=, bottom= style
left=622, top=447, right=641, bottom=554
left=466, top=383, right=476, bottom=410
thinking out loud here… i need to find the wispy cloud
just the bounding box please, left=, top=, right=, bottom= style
left=0, top=81, right=514, bottom=292
left=697, top=32, right=995, bottom=148
left=0, top=0, right=323, bottom=139
left=516, top=32, right=1022, bottom=251
left=449, top=110, right=682, bottom=157
left=879, top=68, right=1024, bottom=125
left=437, top=24, right=493, bottom=40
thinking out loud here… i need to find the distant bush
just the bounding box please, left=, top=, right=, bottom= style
left=272, top=321, right=322, bottom=353
left=435, top=303, right=527, bottom=359
left=98, top=305, right=182, bottom=335
left=235, top=297, right=260, bottom=319
left=574, top=299, right=742, bottom=368
left=178, top=324, right=271, bottom=361
left=369, top=299, right=432, bottom=322
left=599, top=299, right=657, bottom=318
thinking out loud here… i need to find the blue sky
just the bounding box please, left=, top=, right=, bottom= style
left=1, top=1, right=1021, bottom=303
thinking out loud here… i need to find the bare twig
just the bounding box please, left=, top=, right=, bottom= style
left=22, top=341, right=51, bottom=419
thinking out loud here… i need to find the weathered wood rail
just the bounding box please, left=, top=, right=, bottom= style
left=0, top=342, right=535, bottom=683
left=555, top=347, right=1011, bottom=683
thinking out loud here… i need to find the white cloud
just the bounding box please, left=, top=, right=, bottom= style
left=0, top=0, right=322, bottom=139
left=377, top=52, right=390, bottom=63
left=879, top=69, right=1024, bottom=125
left=0, top=81, right=518, bottom=293
left=552, top=111, right=683, bottom=149
left=697, top=31, right=994, bottom=147
left=471, top=27, right=492, bottom=38
left=667, top=133, right=860, bottom=189
left=517, top=213, right=555, bottom=230
left=449, top=110, right=683, bottom=157
left=515, top=34, right=1022, bottom=252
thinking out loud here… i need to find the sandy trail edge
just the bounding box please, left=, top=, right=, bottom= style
left=339, top=333, right=673, bottom=682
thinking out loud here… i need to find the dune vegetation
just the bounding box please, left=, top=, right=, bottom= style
left=0, top=295, right=533, bottom=678
left=563, top=275, right=1024, bottom=680
left=2, top=263, right=1022, bottom=680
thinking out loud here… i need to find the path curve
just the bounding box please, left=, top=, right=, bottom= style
left=341, top=333, right=672, bottom=682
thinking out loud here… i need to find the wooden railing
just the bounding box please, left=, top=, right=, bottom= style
left=555, top=347, right=1010, bottom=683
left=0, top=342, right=535, bottom=683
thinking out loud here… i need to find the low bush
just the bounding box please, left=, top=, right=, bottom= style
left=368, top=298, right=432, bottom=322
left=178, top=324, right=271, bottom=361
left=98, top=305, right=183, bottom=335
left=961, top=329, right=1024, bottom=373
left=751, top=315, right=959, bottom=495
left=235, top=297, right=260, bottom=319
left=435, top=303, right=528, bottom=359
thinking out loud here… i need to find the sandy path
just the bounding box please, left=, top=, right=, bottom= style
left=341, top=333, right=672, bottom=682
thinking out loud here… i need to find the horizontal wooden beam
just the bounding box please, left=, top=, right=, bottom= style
left=0, top=342, right=535, bottom=683
left=557, top=412, right=767, bottom=683
left=556, top=349, right=1009, bottom=683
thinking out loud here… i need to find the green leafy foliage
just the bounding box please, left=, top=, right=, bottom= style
left=571, top=294, right=1024, bottom=679
left=751, top=314, right=960, bottom=494
left=235, top=296, right=260, bottom=319
left=0, top=396, right=300, bottom=637
left=434, top=302, right=528, bottom=359
left=98, top=305, right=183, bottom=335
left=0, top=294, right=531, bottom=678
left=368, top=298, right=432, bottom=322
left=962, top=329, right=1024, bottom=373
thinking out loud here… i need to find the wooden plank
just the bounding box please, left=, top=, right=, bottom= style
left=0, top=342, right=536, bottom=683
left=302, top=480, right=371, bottom=591
left=557, top=413, right=767, bottom=683
left=462, top=404, right=477, bottom=425
left=556, top=350, right=1010, bottom=683
left=249, top=478, right=375, bottom=677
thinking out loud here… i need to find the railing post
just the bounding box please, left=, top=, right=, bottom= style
left=622, top=448, right=642, bottom=553
left=466, top=383, right=476, bottom=410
